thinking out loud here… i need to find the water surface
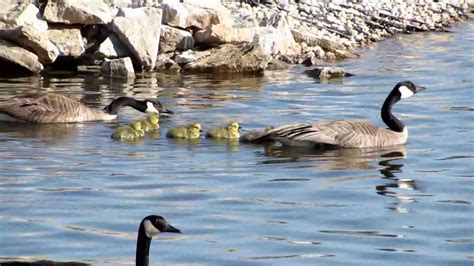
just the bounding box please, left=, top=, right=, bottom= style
left=0, top=22, right=473, bottom=265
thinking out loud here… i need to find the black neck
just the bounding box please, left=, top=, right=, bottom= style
left=136, top=226, right=152, bottom=266
left=381, top=91, right=405, bottom=133
left=103, top=97, right=147, bottom=115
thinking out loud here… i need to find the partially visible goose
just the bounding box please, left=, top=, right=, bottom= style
left=0, top=94, right=173, bottom=123
left=0, top=215, right=181, bottom=266
left=256, top=81, right=425, bottom=148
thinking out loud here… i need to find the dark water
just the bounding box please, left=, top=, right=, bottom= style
left=0, top=22, right=473, bottom=265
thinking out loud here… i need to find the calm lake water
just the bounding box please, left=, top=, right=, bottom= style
left=0, top=22, right=473, bottom=266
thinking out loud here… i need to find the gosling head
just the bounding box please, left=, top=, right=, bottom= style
left=141, top=215, right=181, bottom=239
left=145, top=99, right=174, bottom=115
left=188, top=123, right=202, bottom=138
left=394, top=81, right=426, bottom=99
left=225, top=122, right=241, bottom=139
left=146, top=113, right=159, bottom=125
left=131, top=120, right=143, bottom=131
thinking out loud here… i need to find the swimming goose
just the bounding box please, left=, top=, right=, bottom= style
left=240, top=126, right=274, bottom=143
left=136, top=215, right=181, bottom=266
left=0, top=94, right=173, bottom=123
left=166, top=123, right=202, bottom=139
left=0, top=215, right=180, bottom=266
left=256, top=81, right=425, bottom=148
left=205, top=122, right=241, bottom=139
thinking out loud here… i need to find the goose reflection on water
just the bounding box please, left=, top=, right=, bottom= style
left=260, top=144, right=421, bottom=213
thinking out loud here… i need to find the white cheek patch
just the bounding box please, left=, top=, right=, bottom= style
left=143, top=219, right=161, bottom=238
left=399, top=86, right=414, bottom=99
left=146, top=102, right=159, bottom=113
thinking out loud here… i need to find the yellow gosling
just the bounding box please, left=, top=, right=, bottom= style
left=206, top=122, right=241, bottom=139
left=166, top=123, right=202, bottom=139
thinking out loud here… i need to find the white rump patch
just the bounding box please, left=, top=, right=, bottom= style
left=399, top=86, right=414, bottom=99
left=146, top=102, right=159, bottom=113
left=143, top=219, right=160, bottom=238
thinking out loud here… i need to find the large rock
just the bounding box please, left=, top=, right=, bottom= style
left=43, top=0, right=113, bottom=25
left=101, top=57, right=135, bottom=78
left=94, top=33, right=129, bottom=59
left=304, top=66, right=354, bottom=79
left=0, top=3, right=58, bottom=64
left=181, top=44, right=272, bottom=74
left=0, top=39, right=43, bottom=73
left=291, top=27, right=346, bottom=52
left=0, top=3, right=48, bottom=31
left=195, top=12, right=299, bottom=57
left=161, top=2, right=221, bottom=30
left=159, top=25, right=194, bottom=53
left=109, top=7, right=162, bottom=70
left=48, top=26, right=85, bottom=57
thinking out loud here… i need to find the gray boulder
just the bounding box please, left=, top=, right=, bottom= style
left=101, top=57, right=135, bottom=78
left=48, top=26, right=85, bottom=57
left=159, top=25, right=194, bottom=53
left=304, top=66, right=354, bottom=79
left=109, top=7, right=162, bottom=70
left=0, top=3, right=59, bottom=64
left=0, top=39, right=43, bottom=73
left=43, top=0, right=113, bottom=25
left=94, top=33, right=129, bottom=59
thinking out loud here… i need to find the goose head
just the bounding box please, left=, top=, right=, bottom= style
left=141, top=215, right=181, bottom=238
left=393, top=81, right=426, bottom=100
left=144, top=99, right=174, bottom=115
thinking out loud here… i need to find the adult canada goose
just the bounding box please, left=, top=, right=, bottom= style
left=205, top=122, right=241, bottom=139
left=0, top=94, right=173, bottom=123
left=256, top=81, right=425, bottom=148
left=0, top=215, right=180, bottom=266
left=136, top=215, right=181, bottom=266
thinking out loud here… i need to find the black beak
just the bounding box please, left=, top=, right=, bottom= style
left=160, top=107, right=174, bottom=115
left=199, top=129, right=203, bottom=133
left=238, top=126, right=242, bottom=131
left=165, top=223, right=181, bottom=233
left=414, top=85, right=426, bottom=93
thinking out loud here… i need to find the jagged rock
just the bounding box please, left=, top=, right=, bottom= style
left=252, top=13, right=300, bottom=57
left=181, top=44, right=272, bottom=74
left=161, top=2, right=221, bottom=30
left=0, top=3, right=58, bottom=64
left=194, top=24, right=254, bottom=44
left=159, top=25, right=194, bottom=53
left=109, top=7, right=162, bottom=70
left=304, top=66, right=353, bottom=79
left=43, top=0, right=113, bottom=25
left=155, top=54, right=180, bottom=72
left=291, top=27, right=345, bottom=52
left=93, top=33, right=129, bottom=59
left=0, top=3, right=48, bottom=31
left=0, top=39, right=43, bottom=73
left=48, top=26, right=85, bottom=57
left=101, top=57, right=135, bottom=78
left=334, top=49, right=360, bottom=60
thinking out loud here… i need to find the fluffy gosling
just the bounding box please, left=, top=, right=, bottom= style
left=112, top=120, right=145, bottom=141
left=136, top=113, right=160, bottom=133
left=206, top=122, right=241, bottom=139
left=166, top=123, right=202, bottom=139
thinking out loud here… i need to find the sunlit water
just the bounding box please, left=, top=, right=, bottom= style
left=0, top=22, right=473, bottom=265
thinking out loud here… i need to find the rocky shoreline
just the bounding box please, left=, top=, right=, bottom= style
left=0, top=0, right=472, bottom=77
